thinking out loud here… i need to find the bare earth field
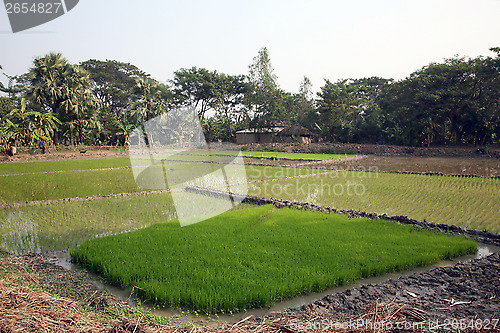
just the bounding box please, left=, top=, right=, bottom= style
left=0, top=144, right=499, bottom=332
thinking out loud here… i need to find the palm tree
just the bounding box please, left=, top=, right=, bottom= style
left=131, top=77, right=170, bottom=122
left=29, top=53, right=97, bottom=145
left=29, top=53, right=68, bottom=144
left=60, top=65, right=98, bottom=145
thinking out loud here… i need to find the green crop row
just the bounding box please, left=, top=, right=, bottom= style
left=0, top=157, right=132, bottom=175
left=0, top=191, right=256, bottom=254
left=71, top=205, right=477, bottom=314
left=0, top=162, right=326, bottom=204
left=248, top=171, right=500, bottom=232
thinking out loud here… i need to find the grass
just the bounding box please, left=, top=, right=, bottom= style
left=0, top=157, right=132, bottom=175
left=0, top=159, right=325, bottom=203
left=248, top=171, right=500, bottom=232
left=71, top=204, right=477, bottom=314
left=0, top=168, right=141, bottom=203
left=0, top=191, right=257, bottom=254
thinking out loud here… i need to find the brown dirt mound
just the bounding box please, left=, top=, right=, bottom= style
left=0, top=280, right=108, bottom=332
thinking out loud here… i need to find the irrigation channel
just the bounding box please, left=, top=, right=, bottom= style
left=46, top=244, right=500, bottom=324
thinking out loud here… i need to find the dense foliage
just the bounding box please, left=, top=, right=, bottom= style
left=1, top=47, right=499, bottom=149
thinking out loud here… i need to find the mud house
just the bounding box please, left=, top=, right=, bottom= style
left=235, top=125, right=315, bottom=144
left=277, top=125, right=315, bottom=144
left=235, top=127, right=283, bottom=144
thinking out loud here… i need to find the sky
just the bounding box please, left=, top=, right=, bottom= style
left=1, top=0, right=500, bottom=94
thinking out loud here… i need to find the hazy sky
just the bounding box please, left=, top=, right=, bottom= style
left=1, top=0, right=499, bottom=94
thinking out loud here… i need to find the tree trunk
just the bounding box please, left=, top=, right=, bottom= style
left=70, top=121, right=74, bottom=146
left=79, top=125, right=83, bottom=144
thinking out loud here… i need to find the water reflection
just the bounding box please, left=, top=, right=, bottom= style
left=0, top=193, right=178, bottom=254
left=1, top=212, right=40, bottom=254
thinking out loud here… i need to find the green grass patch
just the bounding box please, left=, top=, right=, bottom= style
left=0, top=161, right=324, bottom=203
left=0, top=157, right=132, bottom=175
left=0, top=168, right=140, bottom=203
left=248, top=171, right=500, bottom=232
left=71, top=205, right=477, bottom=314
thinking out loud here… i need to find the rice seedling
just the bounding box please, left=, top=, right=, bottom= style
left=71, top=205, right=477, bottom=314
left=0, top=159, right=326, bottom=203
left=248, top=171, right=500, bottom=232
left=0, top=157, right=132, bottom=175
left=0, top=191, right=258, bottom=254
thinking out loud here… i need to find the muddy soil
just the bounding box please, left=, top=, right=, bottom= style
left=0, top=146, right=128, bottom=163
left=1, top=252, right=498, bottom=332
left=270, top=253, right=500, bottom=332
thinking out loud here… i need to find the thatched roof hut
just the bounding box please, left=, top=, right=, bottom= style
left=278, top=125, right=315, bottom=138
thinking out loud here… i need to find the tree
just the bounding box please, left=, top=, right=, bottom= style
left=25, top=107, right=61, bottom=144
left=29, top=52, right=97, bottom=145
left=171, top=67, right=218, bottom=119
left=115, top=120, right=136, bottom=146
left=80, top=59, right=147, bottom=116
left=295, top=75, right=317, bottom=130
left=316, top=79, right=362, bottom=142
left=470, top=48, right=500, bottom=145
left=131, top=77, right=171, bottom=123
left=211, top=73, right=249, bottom=138
left=246, top=47, right=287, bottom=128
left=2, top=97, right=61, bottom=146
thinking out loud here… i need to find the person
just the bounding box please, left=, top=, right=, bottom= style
left=9, top=144, right=16, bottom=156
left=39, top=140, right=46, bottom=154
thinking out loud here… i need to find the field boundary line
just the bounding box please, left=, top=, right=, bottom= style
left=0, top=189, right=172, bottom=209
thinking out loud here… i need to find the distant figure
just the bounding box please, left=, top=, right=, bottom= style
left=39, top=140, right=46, bottom=154
left=9, top=144, right=16, bottom=156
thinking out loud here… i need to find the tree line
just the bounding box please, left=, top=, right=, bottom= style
left=1, top=47, right=499, bottom=150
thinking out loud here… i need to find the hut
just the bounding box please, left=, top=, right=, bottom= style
left=277, top=125, right=315, bottom=144
left=235, top=127, right=283, bottom=144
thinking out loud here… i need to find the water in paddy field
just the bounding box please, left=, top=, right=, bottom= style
left=0, top=194, right=178, bottom=255
left=1, top=212, right=41, bottom=254
left=47, top=244, right=500, bottom=324
left=0, top=192, right=254, bottom=255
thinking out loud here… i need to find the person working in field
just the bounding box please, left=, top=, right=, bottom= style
left=9, top=143, right=16, bottom=156
left=39, top=140, right=46, bottom=154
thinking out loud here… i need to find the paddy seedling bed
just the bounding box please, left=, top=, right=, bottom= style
left=71, top=205, right=476, bottom=314
left=248, top=171, right=500, bottom=232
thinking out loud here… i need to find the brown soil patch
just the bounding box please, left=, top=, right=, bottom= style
left=1, top=251, right=498, bottom=332
left=0, top=146, right=128, bottom=163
